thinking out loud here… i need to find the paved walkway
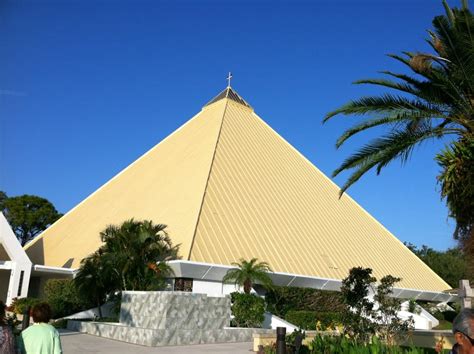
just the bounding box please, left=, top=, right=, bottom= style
left=59, top=330, right=254, bottom=353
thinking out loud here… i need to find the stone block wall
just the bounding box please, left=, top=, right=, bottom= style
left=67, top=291, right=273, bottom=347
left=119, top=291, right=231, bottom=330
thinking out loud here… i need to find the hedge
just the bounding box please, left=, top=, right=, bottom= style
left=285, top=310, right=342, bottom=330
left=265, top=286, right=345, bottom=318
left=44, top=279, right=93, bottom=318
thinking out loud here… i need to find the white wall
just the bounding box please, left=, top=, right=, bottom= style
left=0, top=213, right=32, bottom=305
left=192, top=280, right=239, bottom=297
left=262, top=312, right=298, bottom=333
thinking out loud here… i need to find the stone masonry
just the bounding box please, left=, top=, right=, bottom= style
left=67, top=291, right=273, bottom=347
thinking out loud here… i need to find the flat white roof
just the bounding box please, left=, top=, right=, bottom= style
left=29, top=259, right=458, bottom=303
left=167, top=260, right=458, bottom=303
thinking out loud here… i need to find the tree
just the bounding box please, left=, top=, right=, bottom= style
left=74, top=252, right=111, bottom=318
left=340, top=267, right=377, bottom=343
left=436, top=139, right=474, bottom=246
left=373, top=275, right=413, bottom=346
left=323, top=1, right=474, bottom=242
left=222, top=258, right=273, bottom=294
left=340, top=267, right=412, bottom=344
left=74, top=219, right=180, bottom=317
left=99, top=219, right=178, bottom=291
left=0, top=192, right=62, bottom=246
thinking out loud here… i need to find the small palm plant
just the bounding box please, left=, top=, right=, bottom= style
left=223, top=258, right=273, bottom=294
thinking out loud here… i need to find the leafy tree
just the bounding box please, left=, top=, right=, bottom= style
left=0, top=192, right=62, bottom=246
left=323, top=1, right=474, bottom=244
left=340, top=267, right=377, bottom=343
left=405, top=243, right=469, bottom=287
left=373, top=275, right=413, bottom=346
left=340, top=267, right=412, bottom=344
left=222, top=258, right=273, bottom=294
left=0, top=191, right=7, bottom=209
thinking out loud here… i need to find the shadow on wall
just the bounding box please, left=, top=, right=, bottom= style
left=62, top=258, right=74, bottom=268
left=25, top=238, right=44, bottom=265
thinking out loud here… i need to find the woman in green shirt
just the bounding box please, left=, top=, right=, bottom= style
left=19, top=303, right=62, bottom=354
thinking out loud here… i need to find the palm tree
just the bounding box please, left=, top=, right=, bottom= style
left=223, top=258, right=273, bottom=294
left=323, top=1, right=473, bottom=242
left=74, top=252, right=110, bottom=318
left=99, top=219, right=179, bottom=291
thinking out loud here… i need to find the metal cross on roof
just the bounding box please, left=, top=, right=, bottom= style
left=226, top=72, right=233, bottom=88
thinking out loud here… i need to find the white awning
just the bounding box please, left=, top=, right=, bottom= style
left=32, top=264, right=77, bottom=276
left=167, top=260, right=458, bottom=303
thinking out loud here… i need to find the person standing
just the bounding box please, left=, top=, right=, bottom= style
left=0, top=301, right=15, bottom=354
left=19, top=303, right=62, bottom=354
left=451, top=309, right=474, bottom=354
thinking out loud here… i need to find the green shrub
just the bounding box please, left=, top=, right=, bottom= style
left=8, top=297, right=42, bottom=315
left=44, top=279, right=93, bottom=318
left=310, top=334, right=436, bottom=354
left=442, top=310, right=457, bottom=322
left=265, top=286, right=344, bottom=318
left=230, top=292, right=265, bottom=328
left=432, top=310, right=445, bottom=321
left=285, top=310, right=342, bottom=330
left=51, top=318, right=69, bottom=329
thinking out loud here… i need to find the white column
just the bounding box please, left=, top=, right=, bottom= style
left=6, top=261, right=31, bottom=306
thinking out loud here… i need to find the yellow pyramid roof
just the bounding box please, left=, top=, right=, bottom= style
left=25, top=88, right=450, bottom=292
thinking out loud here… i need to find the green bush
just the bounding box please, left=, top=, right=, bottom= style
left=310, top=334, right=438, bottom=354
left=51, top=318, right=69, bottom=329
left=285, top=310, right=342, bottom=330
left=230, top=292, right=265, bottom=328
left=44, top=279, right=93, bottom=318
left=432, top=310, right=445, bottom=321
left=442, top=310, right=457, bottom=322
left=265, top=286, right=345, bottom=318
left=8, top=297, right=42, bottom=315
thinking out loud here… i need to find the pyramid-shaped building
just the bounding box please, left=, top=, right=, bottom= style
left=25, top=87, right=452, bottom=297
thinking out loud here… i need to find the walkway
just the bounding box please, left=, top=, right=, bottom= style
left=60, top=330, right=254, bottom=353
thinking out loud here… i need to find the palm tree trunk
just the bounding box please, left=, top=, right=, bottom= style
left=243, top=279, right=252, bottom=294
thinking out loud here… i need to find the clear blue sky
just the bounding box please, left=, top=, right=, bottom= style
left=1, top=0, right=458, bottom=250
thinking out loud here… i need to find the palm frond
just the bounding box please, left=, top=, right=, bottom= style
left=335, top=126, right=448, bottom=195
left=324, top=94, right=442, bottom=122
left=335, top=112, right=440, bottom=148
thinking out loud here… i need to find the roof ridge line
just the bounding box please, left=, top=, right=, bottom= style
left=186, top=99, right=230, bottom=260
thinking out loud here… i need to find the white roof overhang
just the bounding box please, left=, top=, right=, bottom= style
left=167, top=260, right=458, bottom=303
left=32, top=264, right=77, bottom=276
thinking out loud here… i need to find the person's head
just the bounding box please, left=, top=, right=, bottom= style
left=31, top=303, right=52, bottom=323
left=452, top=309, right=474, bottom=354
